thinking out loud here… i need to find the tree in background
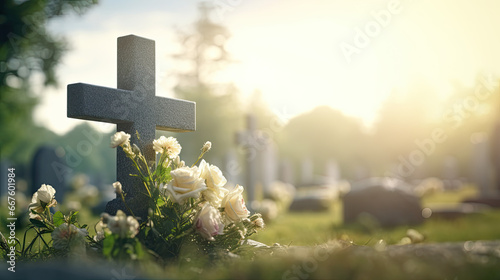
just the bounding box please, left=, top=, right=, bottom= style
left=0, top=0, right=98, bottom=163
left=166, top=2, right=243, bottom=164
left=279, top=106, right=368, bottom=181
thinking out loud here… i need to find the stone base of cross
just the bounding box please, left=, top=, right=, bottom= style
left=67, top=35, right=195, bottom=219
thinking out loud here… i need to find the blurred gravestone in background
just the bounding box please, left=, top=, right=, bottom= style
left=472, top=134, right=494, bottom=198
left=491, top=122, right=500, bottom=194
left=343, top=177, right=423, bottom=227
left=31, top=145, right=67, bottom=199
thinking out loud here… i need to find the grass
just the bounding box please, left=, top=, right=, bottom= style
left=253, top=185, right=500, bottom=247
left=4, top=186, right=500, bottom=279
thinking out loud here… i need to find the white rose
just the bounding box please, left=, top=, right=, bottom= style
left=51, top=223, right=88, bottom=253
left=153, top=136, right=181, bottom=159
left=201, top=141, right=212, bottom=153
left=112, top=181, right=123, bottom=195
left=253, top=217, right=265, bottom=229
left=94, top=220, right=105, bottom=242
left=221, top=185, right=250, bottom=223
left=28, top=184, right=57, bottom=218
left=105, top=210, right=139, bottom=238
left=199, top=160, right=228, bottom=206
left=161, top=166, right=207, bottom=204
left=194, top=203, right=224, bottom=241
left=111, top=131, right=130, bottom=148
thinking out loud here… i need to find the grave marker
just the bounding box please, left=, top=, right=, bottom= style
left=472, top=136, right=493, bottom=197
left=343, top=177, right=423, bottom=227
left=67, top=35, right=196, bottom=217
left=31, top=146, right=67, bottom=199
left=301, top=158, right=314, bottom=185
left=259, top=138, right=277, bottom=196
left=236, top=114, right=260, bottom=209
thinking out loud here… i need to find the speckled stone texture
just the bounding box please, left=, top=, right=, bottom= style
left=67, top=35, right=195, bottom=218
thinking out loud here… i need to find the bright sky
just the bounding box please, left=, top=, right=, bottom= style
left=34, top=0, right=500, bottom=134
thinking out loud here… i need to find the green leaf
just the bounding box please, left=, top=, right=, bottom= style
left=38, top=229, right=53, bottom=235
left=70, top=211, right=79, bottom=223
left=134, top=239, right=144, bottom=259
left=29, top=219, right=47, bottom=228
left=53, top=211, right=64, bottom=227
left=102, top=234, right=116, bottom=257
left=156, top=197, right=166, bottom=207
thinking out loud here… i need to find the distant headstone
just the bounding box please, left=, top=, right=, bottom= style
left=301, top=158, right=314, bottom=185
left=442, top=156, right=461, bottom=190
left=289, top=193, right=332, bottom=212
left=0, top=160, right=9, bottom=203
left=463, top=128, right=500, bottom=207
left=325, top=159, right=340, bottom=185
left=491, top=122, right=500, bottom=193
left=259, top=140, right=277, bottom=196
left=472, top=136, right=494, bottom=197
left=236, top=114, right=260, bottom=209
left=31, top=146, right=67, bottom=200
left=343, top=177, right=423, bottom=227
left=67, top=35, right=196, bottom=218
left=279, top=159, right=294, bottom=185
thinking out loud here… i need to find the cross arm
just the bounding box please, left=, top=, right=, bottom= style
left=153, top=96, right=196, bottom=132
left=67, top=83, right=135, bottom=124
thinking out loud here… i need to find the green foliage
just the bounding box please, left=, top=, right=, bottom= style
left=53, top=211, right=64, bottom=227
left=254, top=186, right=500, bottom=247
left=0, top=0, right=98, bottom=162
left=276, top=75, right=500, bottom=181
left=279, top=106, right=368, bottom=180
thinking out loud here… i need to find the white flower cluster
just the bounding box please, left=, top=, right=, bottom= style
left=159, top=158, right=252, bottom=240
left=100, top=210, right=140, bottom=238
left=153, top=136, right=181, bottom=159
left=152, top=138, right=252, bottom=241
left=51, top=223, right=88, bottom=252
left=109, top=133, right=258, bottom=242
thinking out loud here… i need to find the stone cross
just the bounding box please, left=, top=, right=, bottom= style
left=67, top=35, right=195, bottom=217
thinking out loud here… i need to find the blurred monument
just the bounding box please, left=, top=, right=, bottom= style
left=343, top=177, right=423, bottom=227
left=464, top=124, right=500, bottom=207
left=31, top=145, right=67, bottom=199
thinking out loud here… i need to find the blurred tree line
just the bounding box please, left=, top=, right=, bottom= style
left=3, top=0, right=500, bottom=194
left=0, top=1, right=108, bottom=185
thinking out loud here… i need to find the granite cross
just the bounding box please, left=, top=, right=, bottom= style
left=67, top=35, right=196, bottom=217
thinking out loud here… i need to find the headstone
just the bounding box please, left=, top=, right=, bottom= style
left=31, top=146, right=67, bottom=200
left=491, top=122, right=500, bottom=193
left=259, top=140, right=277, bottom=196
left=301, top=158, right=314, bottom=185
left=343, top=177, right=423, bottom=227
left=279, top=159, right=294, bottom=185
left=442, top=156, right=461, bottom=190
left=422, top=203, right=489, bottom=220
left=325, top=159, right=340, bottom=185
left=289, top=193, right=332, bottom=212
left=67, top=35, right=196, bottom=218
left=235, top=114, right=260, bottom=209
left=472, top=136, right=493, bottom=197
left=463, top=129, right=500, bottom=208
left=0, top=160, right=9, bottom=205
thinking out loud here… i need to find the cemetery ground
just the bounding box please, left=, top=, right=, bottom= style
left=2, top=184, right=500, bottom=279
